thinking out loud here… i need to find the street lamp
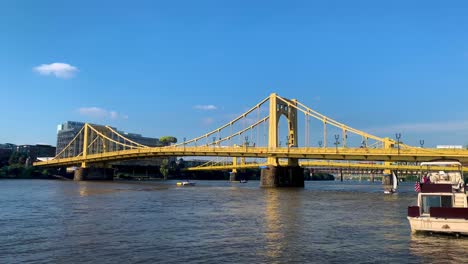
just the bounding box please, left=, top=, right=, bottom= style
left=183, top=137, right=186, bottom=151
left=318, top=140, right=323, bottom=148
left=420, top=139, right=425, bottom=148
left=395, top=133, right=401, bottom=155
left=334, top=134, right=340, bottom=153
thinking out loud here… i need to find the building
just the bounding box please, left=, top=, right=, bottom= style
left=0, top=144, right=16, bottom=166
left=436, top=145, right=463, bottom=149
left=16, top=144, right=56, bottom=158
left=56, top=121, right=161, bottom=156
left=56, top=121, right=86, bottom=156
left=0, top=143, right=17, bottom=150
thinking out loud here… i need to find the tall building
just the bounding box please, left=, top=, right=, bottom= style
left=56, top=121, right=161, bottom=156
left=16, top=144, right=56, bottom=158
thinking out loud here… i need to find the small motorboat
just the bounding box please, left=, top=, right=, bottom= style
left=240, top=179, right=248, bottom=183
left=176, top=181, right=196, bottom=186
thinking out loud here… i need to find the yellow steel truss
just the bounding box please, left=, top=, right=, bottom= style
left=33, top=93, right=468, bottom=168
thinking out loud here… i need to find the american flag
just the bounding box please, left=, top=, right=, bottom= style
left=414, top=181, right=421, bottom=192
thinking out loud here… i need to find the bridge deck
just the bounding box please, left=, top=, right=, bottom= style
left=34, top=146, right=468, bottom=167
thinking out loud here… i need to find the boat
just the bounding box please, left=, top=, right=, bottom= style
left=407, top=161, right=468, bottom=236
left=384, top=172, right=398, bottom=194
left=176, top=181, right=196, bottom=186
left=240, top=179, right=248, bottom=183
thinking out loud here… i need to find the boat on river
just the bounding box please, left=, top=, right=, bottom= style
left=176, top=181, right=196, bottom=186
left=384, top=172, right=398, bottom=194
left=407, top=161, right=468, bottom=236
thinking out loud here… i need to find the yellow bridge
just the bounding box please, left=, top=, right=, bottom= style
left=34, top=93, right=468, bottom=179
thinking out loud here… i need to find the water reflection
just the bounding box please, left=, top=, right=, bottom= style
left=77, top=182, right=128, bottom=197
left=264, top=189, right=283, bottom=260
left=409, top=234, right=468, bottom=263
left=78, top=182, right=89, bottom=197
left=262, top=189, right=303, bottom=262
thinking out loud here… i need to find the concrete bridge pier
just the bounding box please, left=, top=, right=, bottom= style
left=382, top=173, right=396, bottom=192
left=260, top=165, right=304, bottom=187
left=229, top=172, right=238, bottom=182
left=74, top=167, right=114, bottom=181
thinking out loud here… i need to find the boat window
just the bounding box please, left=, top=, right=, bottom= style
left=421, top=195, right=453, bottom=214
left=441, top=196, right=452, bottom=208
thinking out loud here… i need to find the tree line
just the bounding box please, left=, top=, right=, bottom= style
left=0, top=151, right=51, bottom=179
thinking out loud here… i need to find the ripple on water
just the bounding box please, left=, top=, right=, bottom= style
left=0, top=180, right=467, bottom=263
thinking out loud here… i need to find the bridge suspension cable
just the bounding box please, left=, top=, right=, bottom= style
left=173, top=95, right=270, bottom=147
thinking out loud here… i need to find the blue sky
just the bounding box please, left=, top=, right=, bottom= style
left=1, top=0, right=468, bottom=147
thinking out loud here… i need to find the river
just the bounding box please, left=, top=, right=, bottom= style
left=0, top=179, right=467, bottom=263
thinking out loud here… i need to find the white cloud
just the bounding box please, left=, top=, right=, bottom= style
left=194, top=105, right=217, bottom=111
left=33, top=62, right=78, bottom=79
left=366, top=120, right=468, bottom=134
left=78, top=107, right=128, bottom=120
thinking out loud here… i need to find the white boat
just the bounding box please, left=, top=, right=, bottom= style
left=176, top=181, right=196, bottom=186
left=240, top=179, right=248, bottom=183
left=407, top=161, right=468, bottom=236
left=384, top=172, right=398, bottom=194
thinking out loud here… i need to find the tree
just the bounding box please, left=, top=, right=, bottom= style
left=160, top=159, right=169, bottom=180
left=160, top=136, right=177, bottom=146
left=8, top=152, right=27, bottom=165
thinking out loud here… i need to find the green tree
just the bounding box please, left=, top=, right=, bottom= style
left=160, top=136, right=177, bottom=146
left=8, top=152, right=27, bottom=165
left=0, top=150, right=11, bottom=167
left=160, top=159, right=169, bottom=180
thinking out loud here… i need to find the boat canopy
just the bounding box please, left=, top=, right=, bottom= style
left=427, top=171, right=464, bottom=186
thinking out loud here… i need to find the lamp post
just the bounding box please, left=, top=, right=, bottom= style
left=318, top=141, right=323, bottom=148
left=420, top=139, right=424, bottom=148
left=183, top=137, right=186, bottom=151
left=334, top=134, right=340, bottom=154
left=287, top=136, right=290, bottom=152
left=212, top=136, right=216, bottom=149
left=395, top=133, right=401, bottom=155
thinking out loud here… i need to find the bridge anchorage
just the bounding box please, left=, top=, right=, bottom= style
left=34, top=93, right=468, bottom=187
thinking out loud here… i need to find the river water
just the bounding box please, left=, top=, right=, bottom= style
left=0, top=179, right=467, bottom=263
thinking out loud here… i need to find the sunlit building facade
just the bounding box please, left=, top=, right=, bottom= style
left=56, top=121, right=161, bottom=156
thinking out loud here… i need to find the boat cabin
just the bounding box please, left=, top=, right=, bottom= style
left=408, top=161, right=468, bottom=223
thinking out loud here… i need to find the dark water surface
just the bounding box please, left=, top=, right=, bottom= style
left=1, top=180, right=467, bottom=263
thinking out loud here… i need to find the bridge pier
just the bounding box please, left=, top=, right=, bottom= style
left=382, top=173, right=396, bottom=192
left=74, top=168, right=114, bottom=181
left=229, top=172, right=238, bottom=182
left=260, top=165, right=304, bottom=187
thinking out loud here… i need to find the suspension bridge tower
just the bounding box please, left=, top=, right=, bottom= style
left=260, top=93, right=304, bottom=187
